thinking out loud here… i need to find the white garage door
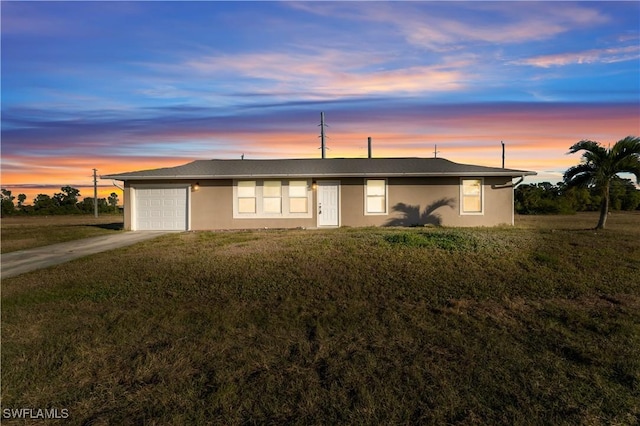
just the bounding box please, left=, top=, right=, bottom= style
left=135, top=187, right=188, bottom=231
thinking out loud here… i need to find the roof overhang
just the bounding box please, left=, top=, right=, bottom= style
left=101, top=157, right=537, bottom=181
left=102, top=171, right=537, bottom=180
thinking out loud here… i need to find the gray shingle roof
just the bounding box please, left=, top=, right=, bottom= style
left=101, top=157, right=536, bottom=180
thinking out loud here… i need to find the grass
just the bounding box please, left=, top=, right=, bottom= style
left=2, top=212, right=640, bottom=424
left=0, top=214, right=124, bottom=253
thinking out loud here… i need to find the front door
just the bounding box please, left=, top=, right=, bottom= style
left=317, top=181, right=339, bottom=227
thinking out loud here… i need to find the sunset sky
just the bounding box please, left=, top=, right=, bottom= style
left=2, top=1, right=639, bottom=202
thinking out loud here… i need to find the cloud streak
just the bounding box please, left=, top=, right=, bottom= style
left=514, top=45, right=640, bottom=68
left=172, top=50, right=471, bottom=99
left=290, top=1, right=609, bottom=50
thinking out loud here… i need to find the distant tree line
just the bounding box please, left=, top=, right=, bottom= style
left=515, top=177, right=640, bottom=215
left=1, top=186, right=120, bottom=216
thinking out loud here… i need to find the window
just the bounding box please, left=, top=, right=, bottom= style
left=233, top=180, right=312, bottom=218
left=237, top=181, right=256, bottom=213
left=365, top=179, right=387, bottom=214
left=289, top=181, right=308, bottom=213
left=461, top=178, right=483, bottom=214
left=263, top=181, right=282, bottom=213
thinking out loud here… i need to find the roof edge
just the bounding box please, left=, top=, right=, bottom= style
left=102, top=171, right=537, bottom=180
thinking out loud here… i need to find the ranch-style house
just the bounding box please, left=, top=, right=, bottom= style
left=102, top=157, right=536, bottom=231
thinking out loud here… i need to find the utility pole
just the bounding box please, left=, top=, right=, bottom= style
left=93, top=168, right=98, bottom=218
left=319, top=112, right=327, bottom=159
left=433, top=144, right=439, bottom=158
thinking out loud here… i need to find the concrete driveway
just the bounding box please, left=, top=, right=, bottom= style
left=1, top=231, right=171, bottom=279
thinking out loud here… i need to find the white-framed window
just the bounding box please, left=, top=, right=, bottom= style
left=233, top=180, right=312, bottom=218
left=460, top=178, right=483, bottom=214
left=237, top=181, right=256, bottom=214
left=289, top=180, right=308, bottom=213
left=365, top=179, right=387, bottom=215
left=263, top=181, right=282, bottom=213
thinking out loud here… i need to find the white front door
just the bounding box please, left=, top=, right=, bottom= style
left=317, top=181, right=339, bottom=227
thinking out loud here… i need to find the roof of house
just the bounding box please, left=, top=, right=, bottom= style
left=101, top=157, right=537, bottom=180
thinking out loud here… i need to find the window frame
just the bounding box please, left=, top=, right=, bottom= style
left=364, top=178, right=388, bottom=215
left=288, top=180, right=309, bottom=214
left=460, top=178, right=484, bottom=215
left=262, top=180, right=282, bottom=214
left=236, top=180, right=257, bottom=214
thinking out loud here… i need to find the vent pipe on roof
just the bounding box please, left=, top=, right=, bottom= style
left=368, top=137, right=372, bottom=158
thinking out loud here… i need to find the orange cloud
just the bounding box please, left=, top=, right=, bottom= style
left=2, top=155, right=195, bottom=185
left=182, top=51, right=468, bottom=97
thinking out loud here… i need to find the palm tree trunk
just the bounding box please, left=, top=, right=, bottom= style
left=596, top=182, right=610, bottom=229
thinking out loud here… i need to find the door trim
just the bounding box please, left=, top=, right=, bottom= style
left=316, top=180, right=340, bottom=227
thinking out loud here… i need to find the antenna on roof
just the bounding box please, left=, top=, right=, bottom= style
left=318, top=112, right=329, bottom=159
left=501, top=141, right=505, bottom=168
left=433, top=144, right=440, bottom=158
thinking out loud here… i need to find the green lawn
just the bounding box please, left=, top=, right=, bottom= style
left=0, top=214, right=124, bottom=253
left=2, top=212, right=639, bottom=424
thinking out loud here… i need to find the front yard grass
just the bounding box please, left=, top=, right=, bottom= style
left=2, top=212, right=639, bottom=424
left=1, top=214, right=124, bottom=253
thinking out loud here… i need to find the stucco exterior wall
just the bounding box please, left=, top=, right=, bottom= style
left=190, top=180, right=317, bottom=230
left=123, top=182, right=132, bottom=231
left=123, top=176, right=515, bottom=230
left=340, top=176, right=514, bottom=227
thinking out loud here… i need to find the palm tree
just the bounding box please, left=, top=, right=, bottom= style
left=563, top=136, right=640, bottom=229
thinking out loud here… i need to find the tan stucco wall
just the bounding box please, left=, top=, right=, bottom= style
left=124, top=176, right=515, bottom=230
left=123, top=182, right=132, bottom=231
left=340, top=177, right=514, bottom=227
left=190, top=180, right=318, bottom=230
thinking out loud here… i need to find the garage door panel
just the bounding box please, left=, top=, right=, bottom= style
left=135, top=187, right=188, bottom=231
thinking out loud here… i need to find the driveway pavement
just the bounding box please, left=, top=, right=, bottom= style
left=1, top=231, right=171, bottom=279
